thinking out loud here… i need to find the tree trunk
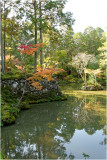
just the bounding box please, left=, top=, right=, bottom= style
left=84, top=71, right=87, bottom=89
left=0, top=2, right=5, bottom=74
left=3, top=22, right=6, bottom=70
left=70, top=55, right=72, bottom=74
left=34, top=0, right=37, bottom=70
left=71, top=65, right=72, bottom=74
left=39, top=0, right=43, bottom=66
left=95, top=75, right=96, bottom=86
left=3, top=0, right=6, bottom=72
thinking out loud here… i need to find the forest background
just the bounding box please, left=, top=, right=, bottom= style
left=0, top=0, right=106, bottom=88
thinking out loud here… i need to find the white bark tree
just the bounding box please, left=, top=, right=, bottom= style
left=72, top=53, right=93, bottom=88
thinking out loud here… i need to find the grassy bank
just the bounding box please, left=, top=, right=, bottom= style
left=59, top=83, right=106, bottom=99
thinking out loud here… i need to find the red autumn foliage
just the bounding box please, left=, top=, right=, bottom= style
left=16, top=43, right=65, bottom=90
left=27, top=44, right=33, bottom=47
left=17, top=43, right=44, bottom=56
left=19, top=45, right=30, bottom=49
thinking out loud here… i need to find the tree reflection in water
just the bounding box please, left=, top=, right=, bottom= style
left=1, top=94, right=106, bottom=159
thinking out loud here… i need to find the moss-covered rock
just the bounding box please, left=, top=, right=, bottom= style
left=81, top=84, right=104, bottom=91
left=1, top=72, right=33, bottom=80
left=1, top=102, right=20, bottom=126
left=1, top=106, right=16, bottom=125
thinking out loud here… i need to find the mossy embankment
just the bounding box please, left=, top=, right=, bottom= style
left=1, top=73, right=67, bottom=126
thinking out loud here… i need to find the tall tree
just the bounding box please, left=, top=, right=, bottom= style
left=23, top=0, right=74, bottom=68
left=39, top=0, right=43, bottom=66
left=83, top=26, right=105, bottom=55
left=0, top=1, right=5, bottom=74
left=1, top=0, right=18, bottom=71
left=34, top=0, right=38, bottom=68
left=73, top=26, right=105, bottom=56
left=2, top=0, right=7, bottom=70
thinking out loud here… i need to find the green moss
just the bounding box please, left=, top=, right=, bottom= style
left=61, top=95, right=67, bottom=101
left=9, top=107, right=20, bottom=117
left=48, top=89, right=58, bottom=97
left=23, top=93, right=40, bottom=102
left=82, top=84, right=104, bottom=91
left=1, top=110, right=16, bottom=125
left=34, top=99, right=50, bottom=103
left=28, top=95, right=67, bottom=104
left=1, top=103, right=20, bottom=126
left=22, top=88, right=64, bottom=104
left=1, top=86, right=18, bottom=105
left=0, top=152, right=3, bottom=159
left=20, top=102, right=31, bottom=110
left=1, top=72, right=33, bottom=80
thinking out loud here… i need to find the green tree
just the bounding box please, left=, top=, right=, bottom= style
left=0, top=1, right=5, bottom=74
left=73, top=32, right=83, bottom=53
left=73, top=26, right=105, bottom=56
left=43, top=26, right=75, bottom=74
left=23, top=0, right=74, bottom=68
left=2, top=0, right=12, bottom=71
left=1, top=0, right=26, bottom=72
left=83, top=26, right=105, bottom=55
left=98, top=38, right=106, bottom=70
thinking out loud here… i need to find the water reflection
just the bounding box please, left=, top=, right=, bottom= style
left=1, top=94, right=106, bottom=159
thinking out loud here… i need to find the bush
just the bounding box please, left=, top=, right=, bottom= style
left=1, top=104, right=17, bottom=125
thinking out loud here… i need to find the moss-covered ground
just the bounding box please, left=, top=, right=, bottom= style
left=59, top=82, right=106, bottom=99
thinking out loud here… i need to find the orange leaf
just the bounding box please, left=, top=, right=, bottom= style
left=57, top=118, right=60, bottom=121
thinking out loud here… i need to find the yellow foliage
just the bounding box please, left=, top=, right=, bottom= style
left=85, top=68, right=102, bottom=75
left=5, top=55, right=15, bottom=62
left=48, top=123, right=55, bottom=126
left=15, top=65, right=25, bottom=71
left=27, top=67, right=65, bottom=90
left=57, top=118, right=60, bottom=121
left=30, top=82, right=42, bottom=90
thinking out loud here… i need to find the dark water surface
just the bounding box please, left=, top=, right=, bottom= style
left=1, top=93, right=106, bottom=159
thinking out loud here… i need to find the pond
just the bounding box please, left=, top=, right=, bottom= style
left=1, top=85, right=106, bottom=159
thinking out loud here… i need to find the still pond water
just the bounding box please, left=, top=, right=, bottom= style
left=1, top=86, right=106, bottom=159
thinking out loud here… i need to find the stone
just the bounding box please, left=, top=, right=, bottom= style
left=12, top=82, right=18, bottom=89
left=81, top=84, right=104, bottom=91
left=20, top=83, right=24, bottom=87
left=1, top=78, right=62, bottom=99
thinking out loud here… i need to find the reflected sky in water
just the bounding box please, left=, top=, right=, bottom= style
left=1, top=94, right=106, bottom=159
